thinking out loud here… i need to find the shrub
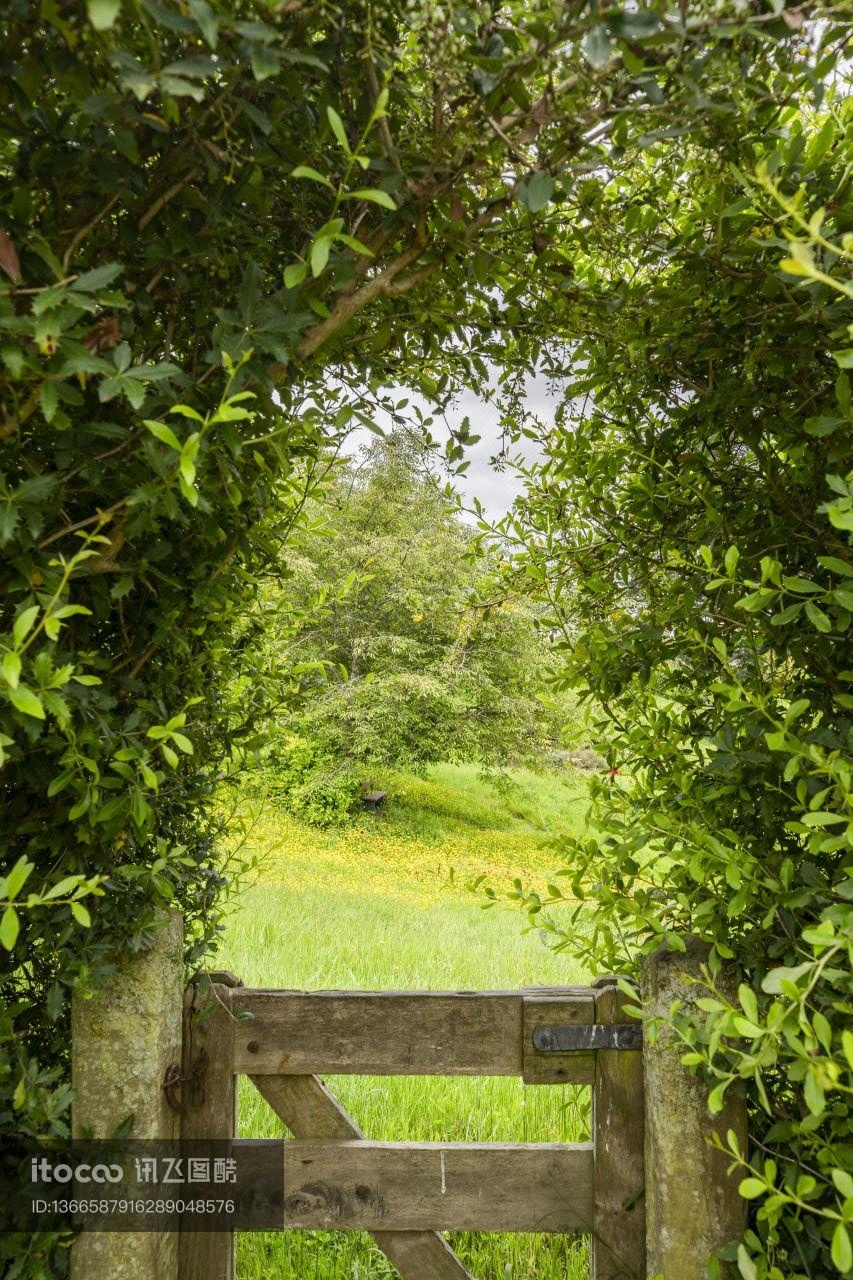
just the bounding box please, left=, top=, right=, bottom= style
left=248, top=734, right=361, bottom=827
left=502, top=90, right=853, bottom=1278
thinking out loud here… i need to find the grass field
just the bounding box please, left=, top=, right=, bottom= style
left=219, top=762, right=593, bottom=1279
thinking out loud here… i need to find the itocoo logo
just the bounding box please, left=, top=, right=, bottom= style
left=31, top=1158, right=123, bottom=1184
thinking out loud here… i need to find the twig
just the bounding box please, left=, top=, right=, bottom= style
left=139, top=168, right=201, bottom=231
left=62, top=194, right=120, bottom=272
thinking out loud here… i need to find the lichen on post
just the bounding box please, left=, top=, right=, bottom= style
left=642, top=937, right=747, bottom=1278
left=70, top=910, right=183, bottom=1280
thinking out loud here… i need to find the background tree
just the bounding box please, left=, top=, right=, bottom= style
left=256, top=433, right=565, bottom=821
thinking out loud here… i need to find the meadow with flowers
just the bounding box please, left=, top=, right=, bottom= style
left=220, top=761, right=594, bottom=1280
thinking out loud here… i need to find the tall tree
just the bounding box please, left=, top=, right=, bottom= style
left=269, top=433, right=563, bottom=779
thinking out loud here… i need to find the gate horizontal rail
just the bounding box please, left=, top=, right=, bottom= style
left=231, top=986, right=598, bottom=1084
left=281, top=1139, right=593, bottom=1232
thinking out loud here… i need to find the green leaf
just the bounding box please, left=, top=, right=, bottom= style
left=43, top=875, right=85, bottom=901
left=336, top=233, right=373, bottom=257
left=737, top=983, right=758, bottom=1023
left=40, top=381, right=59, bottom=423
left=760, top=962, right=811, bottom=993
left=168, top=404, right=205, bottom=424
left=326, top=106, right=351, bottom=154
left=344, top=188, right=397, bottom=210
left=803, top=1068, right=825, bottom=1116
left=9, top=684, right=45, bottom=720
left=70, top=901, right=91, bottom=927
left=736, top=1244, right=757, bottom=1280
left=582, top=25, right=613, bottom=69
left=843, top=1029, right=853, bottom=1070
left=0, top=906, right=19, bottom=950
left=521, top=170, right=554, bottom=214
left=5, top=856, right=33, bottom=902
left=284, top=261, right=309, bottom=288
left=805, top=601, right=832, bottom=632
left=146, top=420, right=182, bottom=451
left=708, top=1081, right=728, bottom=1113
left=13, top=605, right=40, bottom=647
left=87, top=0, right=121, bottom=29
left=292, top=165, right=334, bottom=188
left=831, top=1222, right=852, bottom=1274
left=73, top=262, right=123, bottom=291
left=187, top=0, right=219, bottom=47
left=251, top=47, right=280, bottom=81
left=310, top=236, right=332, bottom=277
left=812, top=1010, right=831, bottom=1052
left=2, top=651, right=21, bottom=689
left=818, top=556, right=853, bottom=577
left=738, top=1177, right=766, bottom=1199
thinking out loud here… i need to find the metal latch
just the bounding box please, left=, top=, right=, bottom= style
left=533, top=1023, right=642, bottom=1052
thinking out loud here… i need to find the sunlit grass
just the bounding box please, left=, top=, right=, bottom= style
left=221, top=763, right=593, bottom=1279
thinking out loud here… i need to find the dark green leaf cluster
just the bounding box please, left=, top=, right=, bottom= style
left=498, top=54, right=853, bottom=1279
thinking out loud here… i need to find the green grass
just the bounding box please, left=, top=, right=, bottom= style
left=220, top=763, right=592, bottom=1279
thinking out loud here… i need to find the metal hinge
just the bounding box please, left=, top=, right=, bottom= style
left=533, top=1023, right=642, bottom=1052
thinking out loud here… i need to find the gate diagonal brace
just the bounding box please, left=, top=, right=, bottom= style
left=533, top=1023, right=642, bottom=1052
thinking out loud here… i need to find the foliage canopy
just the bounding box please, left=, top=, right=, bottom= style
left=495, top=58, right=853, bottom=1280
left=0, top=1, right=847, bottom=1276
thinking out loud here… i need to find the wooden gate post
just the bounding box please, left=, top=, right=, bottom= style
left=179, top=972, right=239, bottom=1280
left=641, top=938, right=747, bottom=1278
left=591, top=978, right=646, bottom=1279
left=71, top=909, right=183, bottom=1280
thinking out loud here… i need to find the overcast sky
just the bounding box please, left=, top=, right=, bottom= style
left=346, top=370, right=556, bottom=520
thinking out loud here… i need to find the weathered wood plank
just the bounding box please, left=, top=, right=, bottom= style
left=236, top=989, right=522, bottom=1075
left=591, top=982, right=646, bottom=1280
left=179, top=980, right=237, bottom=1280
left=233, top=989, right=595, bottom=1078
left=522, top=991, right=595, bottom=1084
left=281, top=1140, right=594, bottom=1233
left=253, top=1073, right=361, bottom=1141
left=252, top=1075, right=475, bottom=1280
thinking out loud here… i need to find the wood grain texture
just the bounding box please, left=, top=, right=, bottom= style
left=179, top=981, right=237, bottom=1280
left=251, top=1074, right=475, bottom=1280
left=522, top=991, right=595, bottom=1084
left=233, top=988, right=595, bottom=1077
left=281, top=1140, right=594, bottom=1233
left=591, top=983, right=646, bottom=1280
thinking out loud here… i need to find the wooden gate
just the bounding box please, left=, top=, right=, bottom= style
left=179, top=975, right=645, bottom=1280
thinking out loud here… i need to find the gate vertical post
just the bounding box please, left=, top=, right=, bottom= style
left=641, top=938, right=747, bottom=1278
left=591, top=979, right=646, bottom=1279
left=71, top=909, right=183, bottom=1280
left=179, top=974, right=238, bottom=1280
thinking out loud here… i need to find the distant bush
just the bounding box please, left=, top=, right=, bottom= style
left=248, top=735, right=362, bottom=827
